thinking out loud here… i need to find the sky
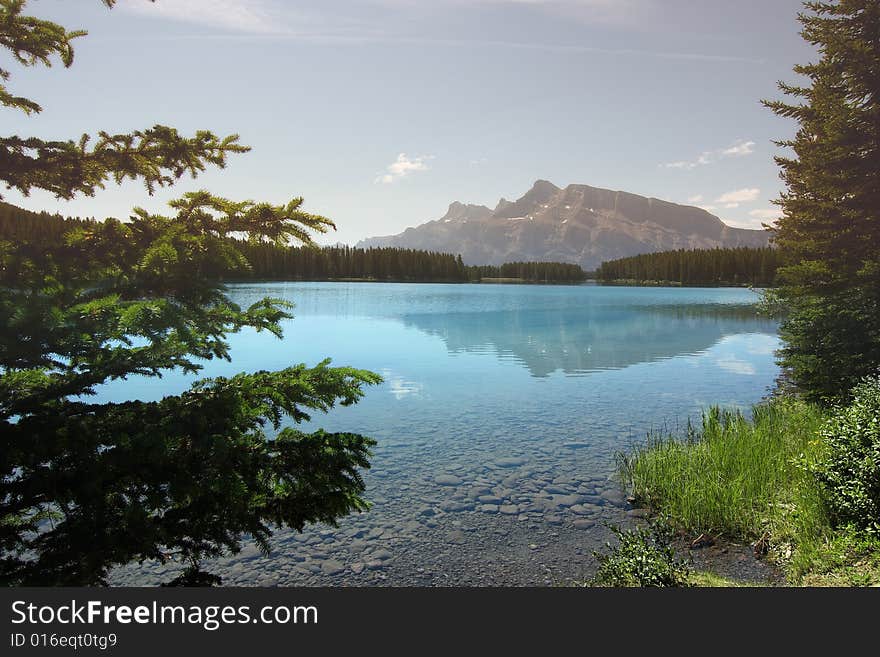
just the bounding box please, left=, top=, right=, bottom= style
left=4, top=0, right=815, bottom=245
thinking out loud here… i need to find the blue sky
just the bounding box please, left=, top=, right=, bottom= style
left=4, top=0, right=814, bottom=244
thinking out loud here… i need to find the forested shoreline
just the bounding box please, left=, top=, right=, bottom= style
left=597, top=246, right=778, bottom=287
left=0, top=202, right=587, bottom=284
left=235, top=242, right=468, bottom=282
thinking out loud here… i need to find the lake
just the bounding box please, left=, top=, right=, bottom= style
left=108, top=282, right=781, bottom=585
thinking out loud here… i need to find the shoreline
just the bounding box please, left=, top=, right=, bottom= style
left=617, top=394, right=880, bottom=587
left=597, top=279, right=776, bottom=288
left=221, top=277, right=589, bottom=286
left=221, top=277, right=778, bottom=289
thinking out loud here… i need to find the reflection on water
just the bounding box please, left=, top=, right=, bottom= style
left=94, top=283, right=780, bottom=401
left=402, top=303, right=777, bottom=378
left=105, top=282, right=783, bottom=586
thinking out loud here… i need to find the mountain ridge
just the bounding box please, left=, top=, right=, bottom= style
left=358, top=180, right=771, bottom=270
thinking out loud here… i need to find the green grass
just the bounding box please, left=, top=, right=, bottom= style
left=689, top=571, right=761, bottom=587
left=618, top=399, right=841, bottom=582
left=789, top=526, right=880, bottom=586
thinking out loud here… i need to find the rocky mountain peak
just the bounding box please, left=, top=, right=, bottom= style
left=493, top=179, right=562, bottom=219
left=530, top=179, right=561, bottom=194
left=357, top=180, right=770, bottom=270
left=439, top=201, right=492, bottom=223
left=494, top=197, right=513, bottom=213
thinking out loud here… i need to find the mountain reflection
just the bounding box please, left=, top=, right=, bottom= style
left=402, top=303, right=778, bottom=377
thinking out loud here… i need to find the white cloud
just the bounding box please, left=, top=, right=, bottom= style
left=749, top=208, right=783, bottom=220
left=662, top=139, right=757, bottom=170
left=723, top=140, right=756, bottom=156
left=121, top=0, right=283, bottom=33
left=661, top=154, right=711, bottom=171
left=724, top=202, right=739, bottom=209
left=716, top=188, right=760, bottom=204
left=687, top=195, right=704, bottom=204
left=376, top=153, right=432, bottom=184
left=699, top=205, right=718, bottom=212
left=723, top=217, right=771, bottom=230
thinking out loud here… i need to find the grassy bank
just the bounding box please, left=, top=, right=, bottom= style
left=618, top=396, right=880, bottom=585
left=597, top=279, right=764, bottom=288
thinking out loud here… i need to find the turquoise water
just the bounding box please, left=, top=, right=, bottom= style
left=106, top=282, right=781, bottom=585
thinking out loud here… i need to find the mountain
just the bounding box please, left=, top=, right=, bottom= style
left=357, top=180, right=771, bottom=270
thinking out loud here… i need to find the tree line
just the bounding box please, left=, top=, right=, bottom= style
left=596, top=246, right=778, bottom=286
left=0, top=201, right=93, bottom=242
left=237, top=242, right=467, bottom=282
left=0, top=202, right=588, bottom=284
left=465, top=261, right=587, bottom=283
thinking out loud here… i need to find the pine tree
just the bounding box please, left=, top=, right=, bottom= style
left=595, top=247, right=777, bottom=287
left=0, top=0, right=381, bottom=585
left=763, top=0, right=880, bottom=402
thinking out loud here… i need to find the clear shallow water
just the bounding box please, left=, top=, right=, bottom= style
left=107, top=282, right=781, bottom=586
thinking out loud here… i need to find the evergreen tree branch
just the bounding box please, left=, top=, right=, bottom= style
left=0, top=129, right=251, bottom=200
